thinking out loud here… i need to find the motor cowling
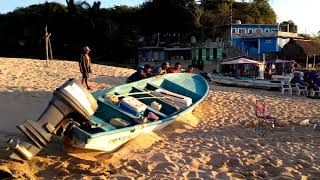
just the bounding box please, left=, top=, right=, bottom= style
left=7, top=79, right=98, bottom=161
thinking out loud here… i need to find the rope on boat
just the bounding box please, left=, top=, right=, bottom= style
left=115, top=91, right=153, bottom=97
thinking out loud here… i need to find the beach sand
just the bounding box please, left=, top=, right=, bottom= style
left=0, top=58, right=319, bottom=179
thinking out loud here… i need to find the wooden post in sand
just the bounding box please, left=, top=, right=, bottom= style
left=44, top=26, right=52, bottom=67
left=313, top=54, right=316, bottom=69
left=48, top=38, right=53, bottom=60
left=306, top=55, right=309, bottom=69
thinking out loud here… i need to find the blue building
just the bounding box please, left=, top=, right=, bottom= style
left=227, top=23, right=299, bottom=57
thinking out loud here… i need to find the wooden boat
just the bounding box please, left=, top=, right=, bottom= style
left=68, top=73, right=209, bottom=152
left=208, top=73, right=283, bottom=90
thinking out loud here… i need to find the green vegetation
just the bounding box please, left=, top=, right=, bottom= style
left=203, top=0, right=276, bottom=25
left=314, top=31, right=320, bottom=42
left=280, top=20, right=298, bottom=33
left=0, top=0, right=277, bottom=62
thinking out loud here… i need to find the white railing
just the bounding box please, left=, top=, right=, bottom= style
left=277, top=31, right=299, bottom=38
left=232, top=31, right=299, bottom=38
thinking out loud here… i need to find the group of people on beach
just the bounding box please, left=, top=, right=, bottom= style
left=222, top=64, right=260, bottom=78
left=290, top=70, right=320, bottom=91
left=126, top=62, right=194, bottom=83
left=78, top=46, right=194, bottom=89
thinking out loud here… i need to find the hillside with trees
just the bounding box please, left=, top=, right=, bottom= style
left=0, top=0, right=277, bottom=63
left=202, top=0, right=276, bottom=25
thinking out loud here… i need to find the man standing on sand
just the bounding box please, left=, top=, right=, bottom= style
left=79, top=46, right=92, bottom=90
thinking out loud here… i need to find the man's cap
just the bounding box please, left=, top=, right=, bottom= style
left=83, top=46, right=91, bottom=51
left=162, top=61, right=170, bottom=66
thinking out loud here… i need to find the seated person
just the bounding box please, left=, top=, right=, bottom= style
left=185, top=65, right=194, bottom=73
left=127, top=64, right=152, bottom=83
left=290, top=73, right=308, bottom=87
left=240, top=69, right=245, bottom=77
left=304, top=73, right=319, bottom=91
left=200, top=72, right=212, bottom=82
left=309, top=70, right=320, bottom=87
left=167, top=62, right=181, bottom=73
left=264, top=68, right=272, bottom=79
left=151, top=61, right=170, bottom=75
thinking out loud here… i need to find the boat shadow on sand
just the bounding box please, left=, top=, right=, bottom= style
left=0, top=111, right=202, bottom=179
left=0, top=86, right=203, bottom=179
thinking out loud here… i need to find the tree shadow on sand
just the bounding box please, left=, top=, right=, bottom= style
left=92, top=75, right=128, bottom=87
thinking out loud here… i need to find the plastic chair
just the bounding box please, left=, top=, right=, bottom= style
left=290, top=83, right=298, bottom=93
left=310, top=85, right=320, bottom=97
left=296, top=83, right=308, bottom=96
left=255, top=99, right=276, bottom=136
left=281, top=81, right=292, bottom=95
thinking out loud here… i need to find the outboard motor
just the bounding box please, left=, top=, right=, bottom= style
left=7, top=79, right=98, bottom=161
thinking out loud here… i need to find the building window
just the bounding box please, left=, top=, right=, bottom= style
left=264, top=29, right=270, bottom=33
left=248, top=28, right=254, bottom=34
left=266, top=40, right=271, bottom=43
left=255, top=28, right=263, bottom=33
left=238, top=28, right=246, bottom=34
left=271, top=29, right=278, bottom=32
left=232, top=28, right=237, bottom=34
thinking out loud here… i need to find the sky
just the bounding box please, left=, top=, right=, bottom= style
left=0, top=0, right=319, bottom=35
left=271, top=0, right=319, bottom=35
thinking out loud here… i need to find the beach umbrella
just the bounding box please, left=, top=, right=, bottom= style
left=221, top=58, right=263, bottom=65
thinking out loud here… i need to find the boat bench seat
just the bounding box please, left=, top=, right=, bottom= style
left=145, top=83, right=166, bottom=91
left=91, top=115, right=117, bottom=131
left=97, top=97, right=139, bottom=118
left=146, top=82, right=199, bottom=102
left=130, top=87, right=175, bottom=116
left=145, top=83, right=187, bottom=109
left=145, top=82, right=198, bottom=107
left=97, top=95, right=168, bottom=123
left=146, top=106, right=168, bottom=118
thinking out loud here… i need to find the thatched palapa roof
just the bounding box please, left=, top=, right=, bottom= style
left=294, top=40, right=320, bottom=55
left=281, top=39, right=320, bottom=62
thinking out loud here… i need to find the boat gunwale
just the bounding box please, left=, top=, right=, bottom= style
left=76, top=73, right=209, bottom=139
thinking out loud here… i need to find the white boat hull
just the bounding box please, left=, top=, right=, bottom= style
left=208, top=73, right=282, bottom=90
left=67, top=73, right=208, bottom=153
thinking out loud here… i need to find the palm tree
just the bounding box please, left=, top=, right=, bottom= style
left=66, top=0, right=77, bottom=14
left=81, top=1, right=101, bottom=30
